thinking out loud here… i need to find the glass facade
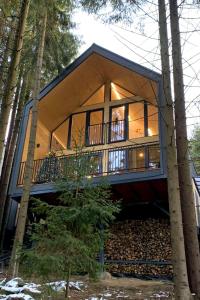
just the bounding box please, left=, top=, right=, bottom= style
left=110, top=106, right=125, bottom=142
left=128, top=103, right=144, bottom=139
left=71, top=112, right=86, bottom=147
left=88, top=110, right=103, bottom=145
left=148, top=104, right=159, bottom=136
left=49, top=83, right=159, bottom=151
left=111, top=83, right=135, bottom=101
left=108, top=149, right=127, bottom=173
left=51, top=119, right=69, bottom=151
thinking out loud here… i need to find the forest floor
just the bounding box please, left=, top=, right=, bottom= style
left=64, top=276, right=173, bottom=299
left=0, top=274, right=174, bottom=300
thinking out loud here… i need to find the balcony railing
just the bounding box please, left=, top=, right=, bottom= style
left=17, top=143, right=160, bottom=186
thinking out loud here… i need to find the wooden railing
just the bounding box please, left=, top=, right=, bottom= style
left=17, top=143, right=160, bottom=185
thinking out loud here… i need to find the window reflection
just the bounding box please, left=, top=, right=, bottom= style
left=148, top=146, right=160, bottom=168
left=110, top=106, right=125, bottom=142
left=71, top=113, right=86, bottom=147
left=108, top=149, right=127, bottom=173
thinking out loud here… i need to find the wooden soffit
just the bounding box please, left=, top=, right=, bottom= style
left=38, top=52, right=158, bottom=131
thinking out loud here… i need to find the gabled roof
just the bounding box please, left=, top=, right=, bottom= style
left=26, top=44, right=162, bottom=131
left=37, top=43, right=161, bottom=103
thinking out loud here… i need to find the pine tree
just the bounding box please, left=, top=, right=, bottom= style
left=0, top=0, right=30, bottom=166
left=10, top=8, right=48, bottom=277
left=21, top=146, right=120, bottom=299
left=169, top=1, right=200, bottom=296
left=158, top=1, right=191, bottom=298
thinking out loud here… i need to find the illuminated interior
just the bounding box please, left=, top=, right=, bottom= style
left=110, top=106, right=125, bottom=142
left=148, top=104, right=158, bottom=136
left=51, top=119, right=69, bottom=151
left=21, top=52, right=160, bottom=165
left=129, top=103, right=144, bottom=139
left=71, top=113, right=86, bottom=147
left=88, top=110, right=103, bottom=145
left=111, top=83, right=135, bottom=101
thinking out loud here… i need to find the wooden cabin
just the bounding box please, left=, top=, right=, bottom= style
left=6, top=45, right=200, bottom=274
left=9, top=44, right=166, bottom=196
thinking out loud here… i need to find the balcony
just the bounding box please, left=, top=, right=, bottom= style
left=17, top=143, right=160, bottom=186
left=52, top=117, right=158, bottom=152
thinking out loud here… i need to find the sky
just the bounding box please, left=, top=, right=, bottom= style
left=72, top=1, right=200, bottom=137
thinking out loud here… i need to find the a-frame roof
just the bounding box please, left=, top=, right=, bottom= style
left=26, top=44, right=162, bottom=131
left=37, top=43, right=161, bottom=103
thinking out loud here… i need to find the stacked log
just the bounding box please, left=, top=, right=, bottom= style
left=105, top=219, right=173, bottom=277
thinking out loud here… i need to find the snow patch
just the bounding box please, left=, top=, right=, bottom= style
left=5, top=278, right=24, bottom=288
left=151, top=291, right=170, bottom=298
left=1, top=286, right=24, bottom=293
left=46, top=280, right=83, bottom=292
left=0, top=294, right=34, bottom=300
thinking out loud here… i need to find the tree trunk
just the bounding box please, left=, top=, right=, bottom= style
left=0, top=22, right=15, bottom=96
left=9, top=10, right=47, bottom=277
left=0, top=72, right=30, bottom=250
left=158, top=0, right=191, bottom=299
left=0, top=0, right=30, bottom=168
left=65, top=265, right=71, bottom=300
left=0, top=71, right=22, bottom=234
left=169, top=1, right=200, bottom=297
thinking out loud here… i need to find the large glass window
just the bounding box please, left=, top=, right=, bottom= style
left=148, top=146, right=160, bottom=168
left=83, top=85, right=104, bottom=106
left=89, top=152, right=103, bottom=175
left=128, top=102, right=144, bottom=139
left=110, top=105, right=125, bottom=142
left=108, top=149, right=127, bottom=173
left=128, top=148, right=145, bottom=171
left=71, top=113, right=86, bottom=147
left=111, top=83, right=135, bottom=101
left=136, top=148, right=145, bottom=169
left=88, top=110, right=103, bottom=145
left=51, top=119, right=69, bottom=151
left=148, top=104, right=159, bottom=136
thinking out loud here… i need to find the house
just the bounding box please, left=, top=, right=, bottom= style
left=5, top=44, right=200, bottom=274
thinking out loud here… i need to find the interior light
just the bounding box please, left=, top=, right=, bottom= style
left=111, top=82, right=121, bottom=100
left=148, top=128, right=153, bottom=136
left=138, top=152, right=144, bottom=158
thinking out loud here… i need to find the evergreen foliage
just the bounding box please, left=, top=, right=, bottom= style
left=79, top=0, right=144, bottom=23
left=22, top=146, right=120, bottom=298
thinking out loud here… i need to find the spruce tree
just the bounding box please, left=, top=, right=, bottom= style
left=22, top=146, right=120, bottom=299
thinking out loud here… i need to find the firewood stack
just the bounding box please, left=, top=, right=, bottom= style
left=105, top=219, right=173, bottom=277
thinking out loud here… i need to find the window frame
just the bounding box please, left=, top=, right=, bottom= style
left=67, top=108, right=105, bottom=149
left=86, top=108, right=104, bottom=147
left=108, top=104, right=128, bottom=143
left=68, top=111, right=87, bottom=149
